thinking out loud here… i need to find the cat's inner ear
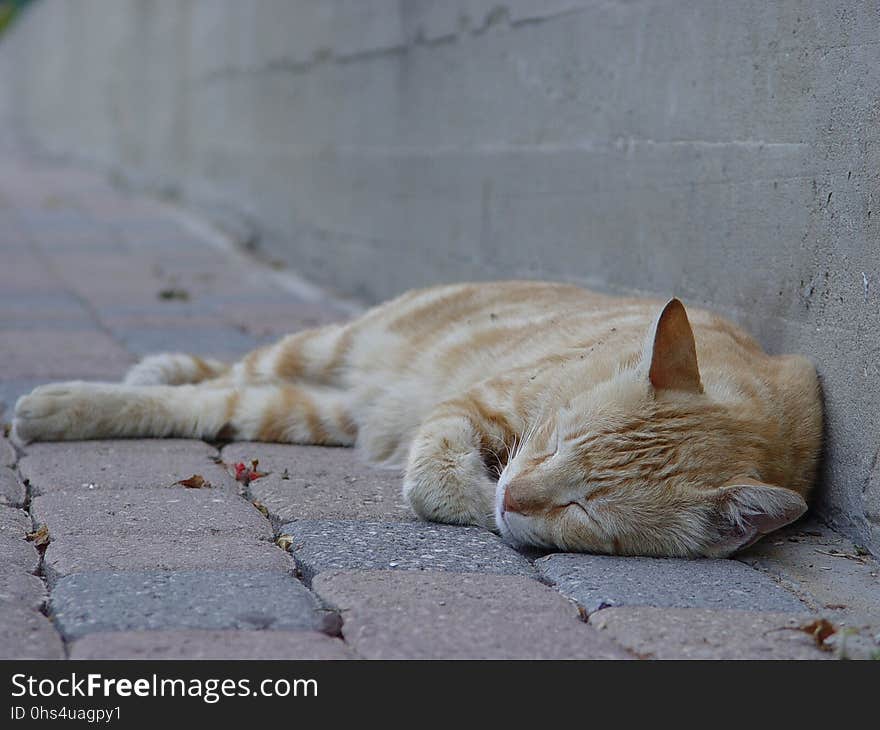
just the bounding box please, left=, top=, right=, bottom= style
left=708, top=476, right=808, bottom=556
left=644, top=298, right=703, bottom=393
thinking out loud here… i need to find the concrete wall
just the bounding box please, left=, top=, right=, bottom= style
left=2, top=0, right=879, bottom=552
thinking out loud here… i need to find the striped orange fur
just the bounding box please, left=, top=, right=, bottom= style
left=13, top=281, right=822, bottom=556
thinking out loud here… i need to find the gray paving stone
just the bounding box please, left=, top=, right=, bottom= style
left=589, top=607, right=830, bottom=660
left=17, top=208, right=95, bottom=231
left=42, top=534, right=294, bottom=586
left=31, top=489, right=273, bottom=540
left=280, top=520, right=535, bottom=583
left=536, top=554, right=807, bottom=613
left=113, top=325, right=261, bottom=359
left=100, top=312, right=231, bottom=332
left=0, top=292, right=94, bottom=328
left=57, top=272, right=172, bottom=305
left=1, top=437, right=15, bottom=466
left=222, top=443, right=413, bottom=523
left=0, top=535, right=40, bottom=574
left=0, top=601, right=65, bottom=659
left=70, top=630, right=356, bottom=660
left=0, top=467, right=25, bottom=507
left=0, top=570, right=47, bottom=612
left=0, top=330, right=133, bottom=378
left=0, top=291, right=85, bottom=312
left=93, top=299, right=226, bottom=321
left=33, top=237, right=122, bottom=256
left=0, top=315, right=98, bottom=332
left=0, top=262, right=63, bottom=295
left=313, top=570, right=631, bottom=659
left=738, top=518, right=880, bottom=629
left=50, top=570, right=340, bottom=640
left=19, top=439, right=238, bottom=495
left=0, top=506, right=30, bottom=537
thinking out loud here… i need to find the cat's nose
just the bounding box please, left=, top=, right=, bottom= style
left=502, top=485, right=523, bottom=514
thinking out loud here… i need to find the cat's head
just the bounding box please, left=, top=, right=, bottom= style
left=495, top=298, right=808, bottom=558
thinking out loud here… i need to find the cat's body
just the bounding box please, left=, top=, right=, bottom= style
left=13, top=281, right=822, bottom=557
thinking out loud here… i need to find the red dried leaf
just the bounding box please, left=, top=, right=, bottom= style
left=231, top=461, right=268, bottom=485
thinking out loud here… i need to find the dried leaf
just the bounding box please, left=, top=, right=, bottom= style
left=253, top=500, right=269, bottom=517
left=175, top=474, right=211, bottom=489
left=2, top=422, right=10, bottom=438
left=799, top=618, right=838, bottom=650
left=26, top=525, right=50, bottom=548
left=276, top=534, right=293, bottom=551
left=769, top=618, right=839, bottom=651
left=231, top=461, right=268, bottom=485
left=158, top=288, right=190, bottom=301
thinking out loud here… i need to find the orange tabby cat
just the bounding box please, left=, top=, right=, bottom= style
left=13, top=281, right=822, bottom=557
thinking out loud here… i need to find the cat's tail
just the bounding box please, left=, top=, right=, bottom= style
left=123, top=353, right=230, bottom=386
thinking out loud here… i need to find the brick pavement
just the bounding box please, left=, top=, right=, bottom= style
left=1, top=154, right=878, bottom=659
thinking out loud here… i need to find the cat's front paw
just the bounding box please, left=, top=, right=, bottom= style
left=13, top=382, right=102, bottom=443
left=403, top=469, right=498, bottom=531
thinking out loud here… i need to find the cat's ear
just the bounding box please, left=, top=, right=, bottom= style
left=644, top=298, right=702, bottom=393
left=706, top=476, right=807, bottom=556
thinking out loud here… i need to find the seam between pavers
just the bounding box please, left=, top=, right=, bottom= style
left=733, top=515, right=863, bottom=614
left=13, top=441, right=69, bottom=658
left=312, top=568, right=642, bottom=660
left=559, top=590, right=641, bottom=659
left=535, top=554, right=642, bottom=658
left=209, top=441, right=349, bottom=643
left=274, top=516, right=640, bottom=657
left=17, top=435, right=347, bottom=654
left=225, top=451, right=309, bottom=587
left=734, top=556, right=820, bottom=613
